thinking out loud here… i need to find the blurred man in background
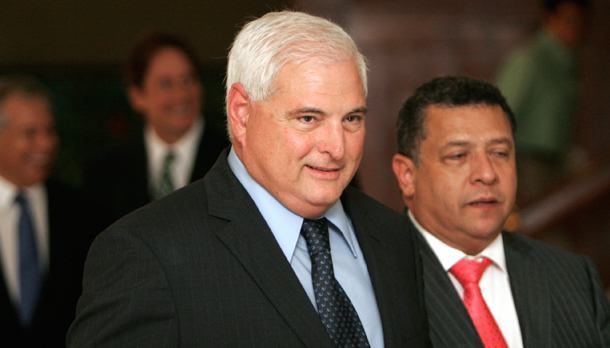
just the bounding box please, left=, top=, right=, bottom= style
left=85, top=33, right=228, bottom=229
left=0, top=75, right=94, bottom=347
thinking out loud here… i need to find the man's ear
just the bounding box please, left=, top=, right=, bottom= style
left=227, top=83, right=250, bottom=147
left=127, top=85, right=146, bottom=114
left=392, top=153, right=417, bottom=199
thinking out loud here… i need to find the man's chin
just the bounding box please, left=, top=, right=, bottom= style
left=469, top=223, right=504, bottom=241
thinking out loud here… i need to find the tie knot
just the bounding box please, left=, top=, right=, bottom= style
left=163, top=151, right=176, bottom=165
left=450, top=258, right=492, bottom=286
left=14, top=191, right=28, bottom=207
left=300, top=218, right=330, bottom=257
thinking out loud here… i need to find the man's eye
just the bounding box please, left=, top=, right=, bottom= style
left=449, top=153, right=466, bottom=159
left=346, top=115, right=361, bottom=123
left=300, top=116, right=315, bottom=123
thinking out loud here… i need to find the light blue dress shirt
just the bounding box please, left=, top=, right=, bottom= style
left=227, top=147, right=384, bottom=347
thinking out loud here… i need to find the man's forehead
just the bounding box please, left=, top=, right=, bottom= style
left=4, top=93, right=50, bottom=108
left=273, top=58, right=363, bottom=89
left=426, top=104, right=509, bottom=128
left=3, top=95, right=53, bottom=123
left=424, top=105, right=513, bottom=142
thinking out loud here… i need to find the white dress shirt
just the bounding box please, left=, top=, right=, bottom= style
left=227, top=147, right=384, bottom=348
left=0, top=175, right=49, bottom=305
left=409, top=211, right=524, bottom=348
left=145, top=117, right=204, bottom=191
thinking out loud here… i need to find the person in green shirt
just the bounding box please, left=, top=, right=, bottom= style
left=496, top=0, right=590, bottom=205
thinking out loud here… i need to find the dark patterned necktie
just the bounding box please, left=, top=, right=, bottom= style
left=301, top=218, right=370, bottom=348
left=15, top=191, right=42, bottom=327
left=156, top=150, right=175, bottom=199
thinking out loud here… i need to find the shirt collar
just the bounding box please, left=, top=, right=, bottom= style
left=0, top=175, right=45, bottom=210
left=227, top=147, right=358, bottom=261
left=0, top=175, right=17, bottom=210
left=145, top=116, right=204, bottom=162
left=408, top=210, right=507, bottom=273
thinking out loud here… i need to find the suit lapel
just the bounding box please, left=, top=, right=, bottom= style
left=131, top=133, right=153, bottom=203
left=189, top=127, right=229, bottom=183
left=204, top=151, right=334, bottom=348
left=415, top=229, right=484, bottom=348
left=190, top=133, right=209, bottom=182
left=503, top=232, right=550, bottom=348
left=0, top=258, right=20, bottom=332
left=341, top=188, right=428, bottom=347
left=340, top=190, right=393, bottom=339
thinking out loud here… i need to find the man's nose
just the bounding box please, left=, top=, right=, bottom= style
left=36, top=129, right=58, bottom=152
left=470, top=153, right=498, bottom=185
left=319, top=122, right=345, bottom=159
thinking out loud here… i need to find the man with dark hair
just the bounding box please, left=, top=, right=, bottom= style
left=126, top=33, right=203, bottom=90
left=0, top=75, right=94, bottom=347
left=85, top=33, right=228, bottom=229
left=393, top=75, right=610, bottom=347
left=496, top=0, right=590, bottom=205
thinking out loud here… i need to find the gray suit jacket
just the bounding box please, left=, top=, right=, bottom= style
left=415, top=219, right=610, bottom=348
left=67, top=149, right=431, bottom=347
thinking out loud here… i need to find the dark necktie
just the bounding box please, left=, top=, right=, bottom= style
left=300, top=218, right=370, bottom=348
left=15, top=191, right=42, bottom=327
left=156, top=150, right=176, bottom=199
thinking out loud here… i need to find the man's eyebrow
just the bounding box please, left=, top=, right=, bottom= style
left=289, top=107, right=368, bottom=116
left=349, top=107, right=368, bottom=115
left=489, top=137, right=514, bottom=146
left=444, top=140, right=470, bottom=147
left=291, top=108, right=325, bottom=116
left=443, top=137, right=514, bottom=148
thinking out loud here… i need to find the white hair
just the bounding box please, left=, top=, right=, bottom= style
left=225, top=11, right=368, bottom=137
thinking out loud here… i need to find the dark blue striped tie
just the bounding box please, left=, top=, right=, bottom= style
left=15, top=191, right=42, bottom=327
left=301, top=218, right=370, bottom=348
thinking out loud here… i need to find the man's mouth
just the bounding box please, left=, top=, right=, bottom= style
left=27, top=153, right=53, bottom=167
left=468, top=198, right=498, bottom=206
left=306, top=165, right=339, bottom=172
left=169, top=104, right=195, bottom=116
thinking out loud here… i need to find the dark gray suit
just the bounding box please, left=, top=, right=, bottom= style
left=415, top=218, right=610, bottom=348
left=67, top=149, right=431, bottom=347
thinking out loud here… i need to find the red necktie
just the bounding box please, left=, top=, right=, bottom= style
left=450, top=258, right=509, bottom=348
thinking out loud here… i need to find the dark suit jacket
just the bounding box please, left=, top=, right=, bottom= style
left=85, top=124, right=228, bottom=230
left=67, top=150, right=431, bottom=347
left=414, top=218, right=610, bottom=348
left=0, top=180, right=96, bottom=348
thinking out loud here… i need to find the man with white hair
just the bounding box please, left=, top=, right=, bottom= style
left=68, top=11, right=431, bottom=348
